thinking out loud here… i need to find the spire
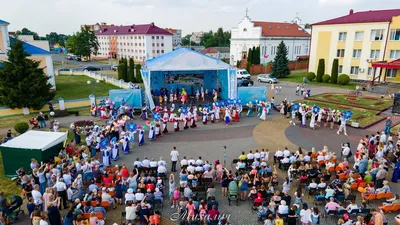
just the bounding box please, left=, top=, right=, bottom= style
left=245, top=8, right=249, bottom=17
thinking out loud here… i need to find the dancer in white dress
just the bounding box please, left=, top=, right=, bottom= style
left=260, top=105, right=267, bottom=121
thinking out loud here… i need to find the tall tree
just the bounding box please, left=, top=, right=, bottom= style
left=66, top=26, right=99, bottom=59
left=331, top=59, right=339, bottom=84
left=236, top=60, right=241, bottom=68
left=255, top=46, right=261, bottom=65
left=117, top=63, right=126, bottom=81
left=0, top=39, right=55, bottom=109
left=251, top=46, right=257, bottom=64
left=128, top=58, right=136, bottom=82
left=135, top=64, right=143, bottom=83
left=247, top=48, right=253, bottom=67
left=15, top=28, right=40, bottom=40
left=304, top=23, right=311, bottom=29
left=316, top=59, right=325, bottom=82
left=271, top=41, right=290, bottom=78
left=123, top=58, right=128, bottom=81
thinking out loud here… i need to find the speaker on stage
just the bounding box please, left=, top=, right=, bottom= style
left=393, top=93, right=400, bottom=114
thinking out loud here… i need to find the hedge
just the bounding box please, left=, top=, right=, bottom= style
left=306, top=72, right=316, bottom=81
left=322, top=74, right=331, bottom=83
left=338, top=74, right=350, bottom=85
left=14, top=122, right=29, bottom=134
left=316, top=59, right=325, bottom=82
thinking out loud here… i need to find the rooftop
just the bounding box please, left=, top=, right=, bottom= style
left=313, top=9, right=400, bottom=26
left=252, top=21, right=310, bottom=37
left=0, top=19, right=9, bottom=25
left=10, top=37, right=51, bottom=55
left=96, top=23, right=173, bottom=36
left=202, top=47, right=230, bottom=54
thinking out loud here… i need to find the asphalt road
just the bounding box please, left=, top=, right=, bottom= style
left=52, top=54, right=113, bottom=71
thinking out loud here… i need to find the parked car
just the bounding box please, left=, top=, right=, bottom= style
left=257, top=74, right=278, bottom=83
left=236, top=69, right=251, bottom=79
left=237, top=79, right=254, bottom=87
left=75, top=57, right=81, bottom=61
left=111, top=65, right=118, bottom=71
left=57, top=68, right=70, bottom=72
left=83, top=66, right=101, bottom=71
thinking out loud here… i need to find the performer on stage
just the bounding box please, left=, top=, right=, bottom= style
left=141, top=106, right=148, bottom=120
left=309, top=112, right=317, bottom=130
left=169, top=107, right=176, bottom=122
left=215, top=105, right=220, bottom=122
left=260, top=105, right=267, bottom=121
left=111, top=137, right=119, bottom=160
left=170, top=92, right=174, bottom=103
left=246, top=102, right=254, bottom=117
left=190, top=108, right=197, bottom=128
left=155, top=119, right=162, bottom=137
left=162, top=118, right=168, bottom=134
left=201, top=88, right=205, bottom=101
left=224, top=107, right=232, bottom=125
left=138, top=127, right=145, bottom=146
left=213, top=92, right=218, bottom=102
left=163, top=107, right=169, bottom=121
left=202, top=107, right=208, bottom=124
left=90, top=104, right=97, bottom=117
left=184, top=110, right=190, bottom=130
left=174, top=118, right=180, bottom=132
left=193, top=106, right=198, bottom=122
left=256, top=101, right=262, bottom=117
left=122, top=132, right=130, bottom=154
left=101, top=147, right=111, bottom=167
left=195, top=90, right=200, bottom=102
left=163, top=95, right=168, bottom=104
left=174, top=93, right=177, bottom=102
left=149, top=122, right=156, bottom=141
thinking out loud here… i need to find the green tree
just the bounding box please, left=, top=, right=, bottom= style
left=66, top=26, right=99, bottom=60
left=251, top=46, right=257, bottom=64
left=246, top=62, right=251, bottom=73
left=135, top=64, right=143, bottom=83
left=236, top=60, right=241, bottom=68
left=128, top=58, right=136, bottom=82
left=316, top=59, right=325, bottom=82
left=123, top=58, right=128, bottom=81
left=0, top=39, right=55, bottom=109
left=271, top=41, right=290, bottom=78
left=255, top=46, right=261, bottom=65
left=304, top=23, right=311, bottom=29
left=331, top=59, right=339, bottom=84
left=46, top=32, right=69, bottom=47
left=15, top=28, right=40, bottom=40
left=117, top=63, right=126, bottom=81
left=247, top=48, right=253, bottom=67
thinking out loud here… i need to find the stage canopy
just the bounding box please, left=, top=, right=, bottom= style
left=141, top=48, right=237, bottom=109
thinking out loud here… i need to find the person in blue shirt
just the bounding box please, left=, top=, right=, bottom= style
left=91, top=202, right=106, bottom=217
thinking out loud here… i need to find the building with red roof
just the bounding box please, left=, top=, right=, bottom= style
left=230, top=9, right=311, bottom=66
left=309, top=9, right=400, bottom=83
left=95, top=22, right=173, bottom=61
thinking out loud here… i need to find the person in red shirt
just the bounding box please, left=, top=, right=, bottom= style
left=145, top=183, right=155, bottom=192
left=65, top=144, right=74, bottom=156
left=149, top=211, right=161, bottom=225
left=121, top=165, right=129, bottom=178
left=103, top=174, right=112, bottom=185
left=208, top=205, right=220, bottom=221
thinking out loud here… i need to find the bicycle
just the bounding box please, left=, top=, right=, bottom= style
left=349, top=90, right=362, bottom=96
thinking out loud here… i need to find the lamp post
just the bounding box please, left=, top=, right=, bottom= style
left=231, top=55, right=234, bottom=67
left=87, top=79, right=100, bottom=98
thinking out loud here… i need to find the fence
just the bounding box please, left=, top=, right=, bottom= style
left=58, top=70, right=134, bottom=89
left=239, top=60, right=309, bottom=75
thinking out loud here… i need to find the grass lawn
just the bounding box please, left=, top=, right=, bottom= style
left=308, top=93, right=393, bottom=111
left=53, top=61, right=81, bottom=69
left=98, top=70, right=118, bottom=79
left=55, top=75, right=118, bottom=100
left=391, top=124, right=400, bottom=135
left=296, top=99, right=382, bottom=127
left=280, top=72, right=358, bottom=90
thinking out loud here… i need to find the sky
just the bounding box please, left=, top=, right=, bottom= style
left=2, top=0, right=399, bottom=36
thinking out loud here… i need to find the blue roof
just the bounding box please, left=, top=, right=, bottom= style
left=0, top=19, right=9, bottom=25
left=9, top=37, right=51, bottom=55
left=145, top=48, right=231, bottom=71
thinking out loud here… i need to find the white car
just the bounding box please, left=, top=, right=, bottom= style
left=236, top=69, right=251, bottom=79
left=111, top=65, right=118, bottom=71
left=257, top=74, right=278, bottom=83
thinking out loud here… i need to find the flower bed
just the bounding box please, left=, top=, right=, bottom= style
left=70, top=120, right=97, bottom=135
left=345, top=97, right=359, bottom=101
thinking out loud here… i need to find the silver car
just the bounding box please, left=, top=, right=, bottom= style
left=257, top=74, right=278, bottom=83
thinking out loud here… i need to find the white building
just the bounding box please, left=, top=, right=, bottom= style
left=95, top=23, right=173, bottom=61
left=230, top=11, right=311, bottom=65
left=164, top=28, right=182, bottom=46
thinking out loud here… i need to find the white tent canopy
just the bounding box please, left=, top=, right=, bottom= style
left=144, top=48, right=231, bottom=71
left=1, top=130, right=67, bottom=151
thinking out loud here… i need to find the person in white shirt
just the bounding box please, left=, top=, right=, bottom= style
left=341, top=143, right=351, bottom=158
left=158, top=157, right=166, bottom=167
left=318, top=178, right=327, bottom=189
left=32, top=184, right=43, bottom=210
left=379, top=131, right=387, bottom=144
left=142, top=157, right=150, bottom=168
left=157, top=164, right=167, bottom=175
left=260, top=150, right=265, bottom=160
left=247, top=151, right=254, bottom=161
left=149, top=159, right=158, bottom=168
left=304, top=155, right=311, bottom=162
left=101, top=188, right=116, bottom=208
left=254, top=150, right=261, bottom=160
left=170, top=147, right=179, bottom=172
left=308, top=179, right=318, bottom=189
left=203, top=161, right=211, bottom=171
left=125, top=201, right=138, bottom=224
left=125, top=188, right=135, bottom=204
left=62, top=171, right=72, bottom=186
left=180, top=156, right=188, bottom=167
left=281, top=157, right=290, bottom=164
left=187, top=158, right=196, bottom=166
left=283, top=148, right=291, bottom=158
left=134, top=189, right=144, bottom=201
left=133, top=158, right=143, bottom=168
left=277, top=200, right=289, bottom=214
left=195, top=157, right=204, bottom=166
left=252, top=159, right=260, bottom=168
left=187, top=163, right=195, bottom=173
left=317, top=154, right=325, bottom=162
left=195, top=165, right=203, bottom=172
left=53, top=178, right=68, bottom=209
left=274, top=149, right=283, bottom=163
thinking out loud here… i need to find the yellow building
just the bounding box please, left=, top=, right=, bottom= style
left=309, top=9, right=400, bottom=82
left=0, top=19, right=56, bottom=89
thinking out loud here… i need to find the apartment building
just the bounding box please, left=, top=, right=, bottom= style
left=164, top=28, right=182, bottom=46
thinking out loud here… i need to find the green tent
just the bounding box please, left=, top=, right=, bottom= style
left=0, top=130, right=67, bottom=177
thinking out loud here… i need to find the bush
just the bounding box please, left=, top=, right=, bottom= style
left=331, top=59, right=339, bottom=84
left=316, top=59, right=325, bottom=82
left=322, top=74, right=331, bottom=83
left=14, top=122, right=29, bottom=134
left=306, top=72, right=316, bottom=81
left=338, top=74, right=350, bottom=85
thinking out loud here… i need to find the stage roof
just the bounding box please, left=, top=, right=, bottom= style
left=144, top=48, right=231, bottom=71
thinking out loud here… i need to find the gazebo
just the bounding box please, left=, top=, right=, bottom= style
left=140, top=48, right=237, bottom=109
left=371, top=58, right=400, bottom=84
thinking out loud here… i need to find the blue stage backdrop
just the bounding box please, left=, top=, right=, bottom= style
left=238, top=86, right=267, bottom=104
left=109, top=89, right=143, bottom=108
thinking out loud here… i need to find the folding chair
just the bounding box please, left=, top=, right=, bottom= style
left=376, top=192, right=385, bottom=200
left=384, top=192, right=393, bottom=199
left=325, top=210, right=336, bottom=223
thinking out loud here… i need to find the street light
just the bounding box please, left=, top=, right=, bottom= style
left=87, top=79, right=100, bottom=97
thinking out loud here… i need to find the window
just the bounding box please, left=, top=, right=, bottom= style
left=352, top=49, right=362, bottom=58
left=135, top=36, right=137, bottom=39
left=338, top=32, right=347, bottom=41
left=135, top=43, right=137, bottom=46
left=386, top=69, right=397, bottom=78
left=157, top=50, right=160, bottom=53
left=156, top=36, right=159, bottom=39
left=370, top=29, right=384, bottom=41
left=367, top=67, right=376, bottom=76
left=270, top=46, right=276, bottom=55
left=139, top=43, right=141, bottom=46
left=390, top=29, right=400, bottom=40
left=139, top=50, right=142, bottom=53
left=336, top=49, right=345, bottom=58
left=156, top=43, right=159, bottom=47
left=152, top=36, right=154, bottom=39
left=138, top=36, right=141, bottom=39
left=161, top=43, right=164, bottom=47
left=354, top=31, right=364, bottom=41
left=294, top=46, right=301, bottom=55
left=390, top=50, right=400, bottom=59
left=369, top=50, right=380, bottom=59
left=350, top=66, right=359, bottom=75
left=338, top=65, right=343, bottom=74
left=152, top=43, right=155, bottom=47
left=152, top=50, right=155, bottom=53
left=161, top=50, right=164, bottom=53
left=161, top=36, right=164, bottom=39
